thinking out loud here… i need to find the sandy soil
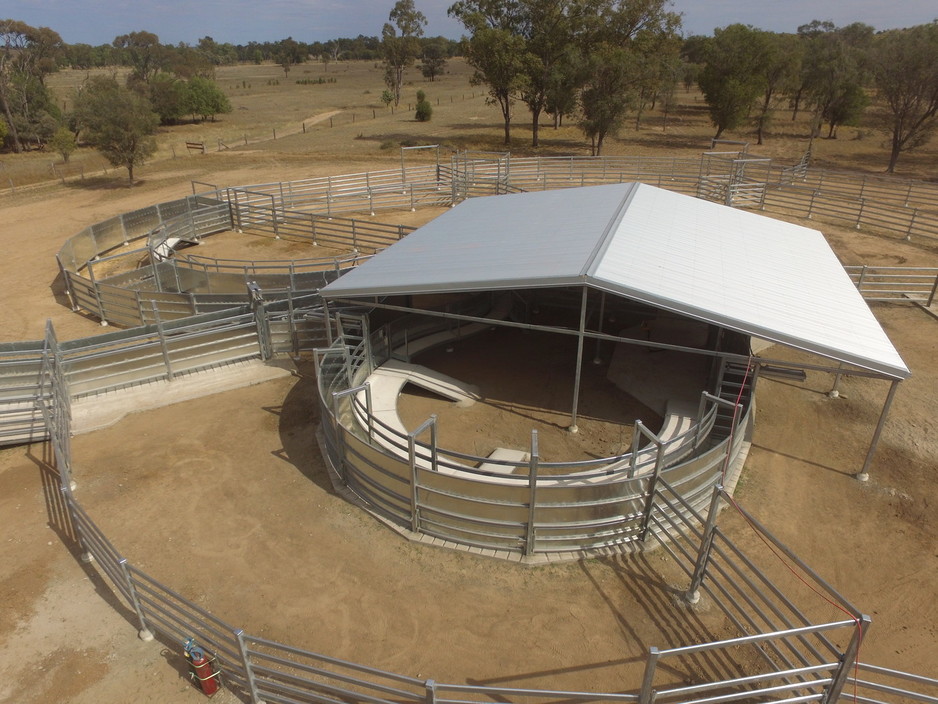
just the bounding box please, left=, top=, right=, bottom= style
left=1, top=157, right=936, bottom=703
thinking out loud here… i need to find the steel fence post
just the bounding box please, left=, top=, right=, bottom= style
left=425, top=679, right=437, bottom=704
left=85, top=260, right=108, bottom=325
left=331, top=392, right=348, bottom=486
left=928, top=270, right=938, bottom=307
left=856, top=198, right=864, bottom=229
left=639, top=647, right=659, bottom=704
left=152, top=303, right=174, bottom=381
left=524, top=430, right=539, bottom=556
left=270, top=193, right=280, bottom=239
left=235, top=629, right=265, bottom=704
left=56, top=257, right=80, bottom=312
left=685, top=484, right=724, bottom=604
left=639, top=439, right=665, bottom=543
left=119, top=559, right=154, bottom=642
left=822, top=615, right=871, bottom=704
left=63, top=488, right=94, bottom=564
left=254, top=303, right=272, bottom=360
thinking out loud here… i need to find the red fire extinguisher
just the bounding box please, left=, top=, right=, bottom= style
left=184, top=638, right=221, bottom=696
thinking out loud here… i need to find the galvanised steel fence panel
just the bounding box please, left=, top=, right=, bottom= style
left=138, top=292, right=196, bottom=322
left=265, top=304, right=330, bottom=357
left=642, top=482, right=864, bottom=704
left=64, top=227, right=99, bottom=271
left=845, top=266, right=938, bottom=304
left=785, top=168, right=938, bottom=211
left=163, top=319, right=260, bottom=376
left=90, top=215, right=129, bottom=253
left=127, top=565, right=246, bottom=681
left=844, top=663, right=938, bottom=704
left=244, top=635, right=427, bottom=704
left=67, top=495, right=132, bottom=602
left=96, top=282, right=146, bottom=327
left=762, top=183, right=938, bottom=243
left=121, top=205, right=162, bottom=238
left=57, top=310, right=260, bottom=397
left=0, top=340, right=46, bottom=444
left=65, top=272, right=101, bottom=315
left=157, top=197, right=193, bottom=221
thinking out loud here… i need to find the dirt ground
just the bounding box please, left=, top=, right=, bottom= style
left=1, top=155, right=937, bottom=703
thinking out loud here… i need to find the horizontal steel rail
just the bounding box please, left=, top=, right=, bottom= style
left=843, top=664, right=938, bottom=704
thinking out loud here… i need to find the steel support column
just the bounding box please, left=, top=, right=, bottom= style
left=856, top=378, right=900, bottom=482
left=569, top=287, right=589, bottom=433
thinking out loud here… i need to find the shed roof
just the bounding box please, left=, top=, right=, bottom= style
left=321, top=183, right=909, bottom=379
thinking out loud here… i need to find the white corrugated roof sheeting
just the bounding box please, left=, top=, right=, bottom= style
left=321, top=183, right=909, bottom=379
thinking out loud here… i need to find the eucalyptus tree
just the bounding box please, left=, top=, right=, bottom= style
left=449, top=0, right=529, bottom=144
left=753, top=31, right=801, bottom=144
left=578, top=0, right=680, bottom=147
left=0, top=19, right=63, bottom=152
left=697, top=24, right=770, bottom=140
left=515, top=0, right=582, bottom=147
left=869, top=22, right=938, bottom=173
left=791, top=20, right=871, bottom=140
left=73, top=75, right=158, bottom=183
left=383, top=0, right=427, bottom=106
left=113, top=31, right=165, bottom=86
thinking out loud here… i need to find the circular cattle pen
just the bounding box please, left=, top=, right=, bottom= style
left=14, top=153, right=931, bottom=704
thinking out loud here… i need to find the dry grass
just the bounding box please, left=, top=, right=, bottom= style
left=4, top=58, right=936, bottom=190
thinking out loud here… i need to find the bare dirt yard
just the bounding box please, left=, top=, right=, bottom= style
left=1, top=64, right=937, bottom=702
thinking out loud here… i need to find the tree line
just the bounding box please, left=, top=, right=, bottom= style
left=58, top=33, right=461, bottom=71
left=440, top=1, right=938, bottom=172
left=4, top=8, right=938, bottom=177
left=687, top=20, right=938, bottom=172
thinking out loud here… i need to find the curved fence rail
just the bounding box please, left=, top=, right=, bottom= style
left=54, top=154, right=938, bottom=329
left=314, top=325, right=751, bottom=557
left=43, top=343, right=936, bottom=704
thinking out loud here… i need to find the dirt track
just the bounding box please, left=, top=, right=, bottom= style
left=1, top=158, right=936, bottom=702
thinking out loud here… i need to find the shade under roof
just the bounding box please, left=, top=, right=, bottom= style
left=321, top=183, right=909, bottom=379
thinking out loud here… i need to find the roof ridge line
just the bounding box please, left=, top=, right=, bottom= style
left=581, top=182, right=639, bottom=277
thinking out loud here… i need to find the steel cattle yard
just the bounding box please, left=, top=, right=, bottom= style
left=2, top=153, right=937, bottom=704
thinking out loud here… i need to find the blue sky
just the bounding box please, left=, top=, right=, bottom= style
left=4, top=0, right=936, bottom=45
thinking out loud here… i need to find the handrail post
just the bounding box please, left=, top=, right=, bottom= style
left=119, top=559, right=154, bottom=642
left=685, top=484, right=724, bottom=604
left=639, top=647, right=659, bottom=704
left=524, top=430, right=539, bottom=556
left=235, top=629, right=266, bottom=704
left=629, top=421, right=643, bottom=477
left=364, top=382, right=374, bottom=441
left=331, top=391, right=349, bottom=485
left=639, top=429, right=665, bottom=543
left=408, top=415, right=437, bottom=533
